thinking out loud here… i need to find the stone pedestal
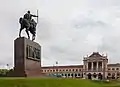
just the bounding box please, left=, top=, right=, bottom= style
left=13, top=37, right=41, bottom=77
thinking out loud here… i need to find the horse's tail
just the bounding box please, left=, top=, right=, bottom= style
left=19, top=17, right=23, bottom=24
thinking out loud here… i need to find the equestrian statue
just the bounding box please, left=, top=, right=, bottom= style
left=19, top=10, right=38, bottom=41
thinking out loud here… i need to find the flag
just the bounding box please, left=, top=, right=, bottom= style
left=56, top=61, right=58, bottom=64
left=6, top=64, right=9, bottom=66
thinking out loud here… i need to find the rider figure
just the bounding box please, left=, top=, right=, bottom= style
left=23, top=10, right=38, bottom=32
left=23, top=10, right=38, bottom=24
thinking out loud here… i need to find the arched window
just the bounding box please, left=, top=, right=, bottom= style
left=65, top=74, right=67, bottom=76
left=75, top=73, right=77, bottom=77
left=108, top=73, right=111, bottom=76
left=112, top=68, right=115, bottom=70
left=117, top=73, right=120, bottom=76
left=68, top=73, right=70, bottom=76
left=61, top=73, right=64, bottom=76
left=116, top=68, right=119, bottom=70
left=78, top=73, right=80, bottom=76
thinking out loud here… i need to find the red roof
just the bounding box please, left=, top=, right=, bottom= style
left=42, top=65, right=83, bottom=69
left=108, top=63, right=120, bottom=67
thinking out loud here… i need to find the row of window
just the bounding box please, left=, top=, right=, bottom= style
left=108, top=68, right=119, bottom=71
left=108, top=73, right=120, bottom=76
left=61, top=73, right=81, bottom=77
left=43, top=69, right=82, bottom=72
left=48, top=73, right=82, bottom=77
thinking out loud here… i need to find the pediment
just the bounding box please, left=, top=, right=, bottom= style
left=89, top=52, right=102, bottom=58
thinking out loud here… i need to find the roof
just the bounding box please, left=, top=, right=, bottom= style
left=42, top=65, right=83, bottom=69
left=89, top=52, right=103, bottom=57
left=107, top=63, right=120, bottom=67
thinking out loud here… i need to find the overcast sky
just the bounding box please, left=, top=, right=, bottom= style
left=0, top=0, right=120, bottom=68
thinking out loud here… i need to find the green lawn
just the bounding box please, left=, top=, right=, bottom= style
left=0, top=77, right=119, bottom=87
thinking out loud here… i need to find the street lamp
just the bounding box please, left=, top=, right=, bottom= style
left=56, top=61, right=58, bottom=77
left=6, top=64, right=9, bottom=70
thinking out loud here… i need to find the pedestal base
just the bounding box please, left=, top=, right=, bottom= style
left=12, top=37, right=42, bottom=77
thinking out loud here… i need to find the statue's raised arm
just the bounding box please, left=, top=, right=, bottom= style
left=31, top=14, right=38, bottom=17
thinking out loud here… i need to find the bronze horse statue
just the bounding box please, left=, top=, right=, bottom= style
left=18, top=17, right=37, bottom=41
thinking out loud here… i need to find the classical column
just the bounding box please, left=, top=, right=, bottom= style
left=103, top=60, right=106, bottom=79
left=96, top=62, right=98, bottom=71
left=86, top=62, right=88, bottom=71
left=91, top=62, right=93, bottom=71
left=102, top=61, right=104, bottom=71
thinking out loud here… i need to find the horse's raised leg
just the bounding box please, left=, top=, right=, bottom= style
left=26, top=29, right=30, bottom=39
left=19, top=28, right=23, bottom=37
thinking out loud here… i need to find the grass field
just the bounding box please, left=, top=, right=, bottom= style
left=0, top=77, right=119, bottom=87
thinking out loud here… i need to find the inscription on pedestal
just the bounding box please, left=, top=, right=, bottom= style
left=26, top=45, right=41, bottom=61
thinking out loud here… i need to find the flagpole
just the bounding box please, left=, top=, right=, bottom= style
left=37, top=9, right=39, bottom=24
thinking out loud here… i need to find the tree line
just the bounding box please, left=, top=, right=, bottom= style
left=0, top=69, right=12, bottom=77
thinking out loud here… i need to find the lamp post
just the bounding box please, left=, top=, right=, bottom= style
left=56, top=61, right=58, bottom=77
left=6, top=64, right=9, bottom=70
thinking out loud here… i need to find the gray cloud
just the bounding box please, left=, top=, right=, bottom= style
left=0, top=0, right=120, bottom=67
